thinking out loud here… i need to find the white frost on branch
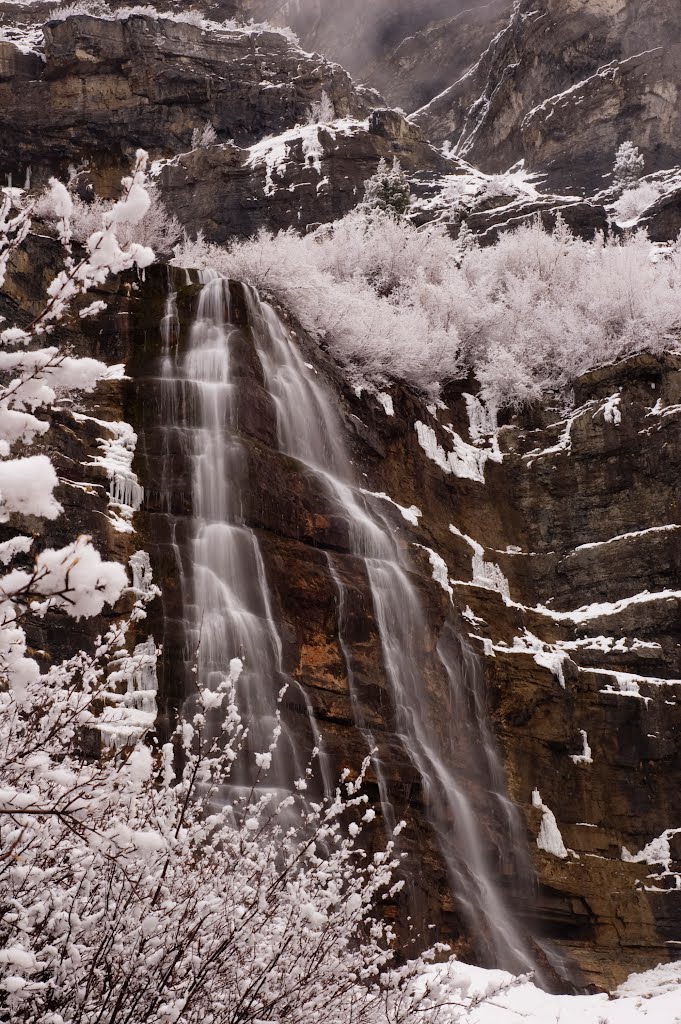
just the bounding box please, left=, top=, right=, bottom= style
left=0, top=151, right=156, bottom=711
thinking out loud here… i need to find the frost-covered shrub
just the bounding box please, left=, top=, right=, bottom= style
left=35, top=183, right=181, bottom=256
left=612, top=180, right=665, bottom=224
left=174, top=212, right=681, bottom=409
left=0, top=629, right=462, bottom=1023
left=174, top=221, right=463, bottom=396
left=191, top=120, right=218, bottom=149
left=613, top=141, right=645, bottom=190
left=307, top=89, right=336, bottom=125
left=48, top=0, right=108, bottom=18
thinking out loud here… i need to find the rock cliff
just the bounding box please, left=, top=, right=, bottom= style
left=0, top=10, right=374, bottom=191
left=411, top=0, right=681, bottom=191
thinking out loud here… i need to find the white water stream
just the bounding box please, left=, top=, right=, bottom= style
left=243, top=287, right=539, bottom=975
left=161, top=276, right=543, bottom=975
left=160, top=276, right=326, bottom=796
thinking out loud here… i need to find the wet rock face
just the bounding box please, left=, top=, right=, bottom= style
left=116, top=270, right=681, bottom=992
left=11, top=238, right=681, bottom=992
left=0, top=12, right=374, bottom=189
left=411, top=0, right=681, bottom=190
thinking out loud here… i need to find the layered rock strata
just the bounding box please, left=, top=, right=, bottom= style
left=0, top=11, right=375, bottom=190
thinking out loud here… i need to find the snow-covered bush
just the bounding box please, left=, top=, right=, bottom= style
left=0, top=625, right=467, bottom=1022
left=174, top=212, right=681, bottom=409
left=174, top=220, right=462, bottom=396
left=35, top=182, right=182, bottom=257
left=307, top=90, right=336, bottom=125
left=48, top=0, right=108, bottom=18
left=49, top=2, right=205, bottom=24
left=191, top=120, right=218, bottom=149
left=613, top=141, right=645, bottom=190
left=359, top=159, right=412, bottom=220
left=612, top=179, right=664, bottom=224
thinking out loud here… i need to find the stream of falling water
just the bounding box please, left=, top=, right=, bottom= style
left=243, top=286, right=541, bottom=977
left=162, top=275, right=543, bottom=977
left=159, top=276, right=328, bottom=801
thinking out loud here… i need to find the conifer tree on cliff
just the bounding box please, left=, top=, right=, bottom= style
left=360, top=158, right=412, bottom=219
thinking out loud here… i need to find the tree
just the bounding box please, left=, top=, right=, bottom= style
left=613, top=141, right=645, bottom=190
left=0, top=617, right=468, bottom=1022
left=307, top=90, right=336, bottom=125
left=359, top=159, right=412, bottom=220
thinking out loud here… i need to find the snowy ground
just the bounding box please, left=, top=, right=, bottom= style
left=434, top=960, right=681, bottom=1023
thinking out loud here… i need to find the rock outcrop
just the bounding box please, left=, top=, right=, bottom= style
left=157, top=109, right=450, bottom=241
left=0, top=10, right=375, bottom=190
left=411, top=0, right=681, bottom=191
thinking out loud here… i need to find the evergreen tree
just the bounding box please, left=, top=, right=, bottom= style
left=359, top=158, right=412, bottom=219
left=613, top=141, right=645, bottom=190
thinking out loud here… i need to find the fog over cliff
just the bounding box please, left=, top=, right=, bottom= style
left=242, top=0, right=511, bottom=107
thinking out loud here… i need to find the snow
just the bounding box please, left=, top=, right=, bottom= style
left=416, top=545, right=453, bottom=597
left=449, top=525, right=511, bottom=600
left=73, top=413, right=144, bottom=532
left=100, top=637, right=159, bottom=751
left=415, top=420, right=501, bottom=483
left=573, top=524, right=680, bottom=553
left=360, top=488, right=422, bottom=526
left=534, top=588, right=681, bottom=624
left=533, top=650, right=568, bottom=687
left=0, top=455, right=62, bottom=521
left=598, top=391, right=622, bottom=425
left=570, top=729, right=593, bottom=765
left=492, top=630, right=569, bottom=686
left=523, top=402, right=595, bottom=465
left=462, top=605, right=485, bottom=627
left=375, top=392, right=394, bottom=416
left=0, top=24, right=44, bottom=58
left=589, top=666, right=681, bottom=692
left=532, top=790, right=568, bottom=859
left=622, top=829, right=681, bottom=870
left=420, top=959, right=681, bottom=1023
left=247, top=120, right=364, bottom=196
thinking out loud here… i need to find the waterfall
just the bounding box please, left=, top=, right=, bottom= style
left=159, top=275, right=542, bottom=976
left=158, top=275, right=329, bottom=799
left=243, top=287, right=540, bottom=976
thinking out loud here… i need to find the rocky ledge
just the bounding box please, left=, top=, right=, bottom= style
left=0, top=10, right=376, bottom=191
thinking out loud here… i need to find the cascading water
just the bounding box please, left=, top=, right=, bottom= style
left=158, top=274, right=542, bottom=976
left=158, top=275, right=328, bottom=799
left=243, top=287, right=541, bottom=976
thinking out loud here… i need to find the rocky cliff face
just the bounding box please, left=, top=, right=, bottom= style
left=0, top=10, right=375, bottom=191
left=411, top=0, right=681, bottom=191
left=239, top=0, right=512, bottom=113
left=72, top=267, right=680, bottom=993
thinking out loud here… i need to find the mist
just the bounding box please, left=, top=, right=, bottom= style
left=244, top=0, right=513, bottom=109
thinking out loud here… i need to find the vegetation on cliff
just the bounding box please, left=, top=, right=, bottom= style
left=175, top=210, right=681, bottom=410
